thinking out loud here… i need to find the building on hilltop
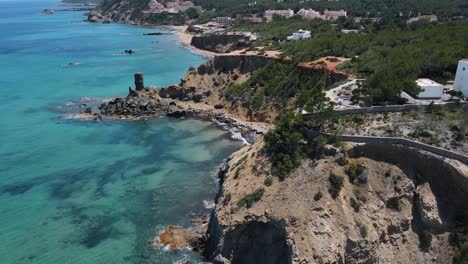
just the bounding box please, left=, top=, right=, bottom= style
left=416, top=78, right=444, bottom=99
left=454, top=59, right=468, bottom=96
left=324, top=9, right=347, bottom=20
left=297, top=9, right=323, bottom=20
left=215, top=17, right=233, bottom=25
left=287, top=29, right=311, bottom=41
left=148, top=0, right=164, bottom=12
left=264, top=9, right=294, bottom=20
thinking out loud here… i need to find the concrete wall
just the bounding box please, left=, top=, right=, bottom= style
left=303, top=128, right=468, bottom=165
left=304, top=102, right=467, bottom=119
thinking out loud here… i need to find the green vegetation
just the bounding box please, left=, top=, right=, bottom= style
left=237, top=188, right=265, bottom=208
left=280, top=21, right=468, bottom=105
left=420, top=229, right=433, bottom=250
left=264, top=176, right=273, bottom=186
left=358, top=222, right=368, bottom=238
left=264, top=112, right=306, bottom=180
left=314, top=191, right=323, bottom=201
left=346, top=159, right=366, bottom=184
left=386, top=197, right=401, bottom=211
left=225, top=61, right=326, bottom=111
left=350, top=197, right=362, bottom=212
left=328, top=173, right=344, bottom=199
left=451, top=224, right=468, bottom=264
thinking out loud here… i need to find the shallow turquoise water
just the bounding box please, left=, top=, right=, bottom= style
left=0, top=1, right=242, bottom=263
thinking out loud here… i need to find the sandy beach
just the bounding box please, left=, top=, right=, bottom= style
left=171, top=26, right=217, bottom=59
left=170, top=26, right=282, bottom=59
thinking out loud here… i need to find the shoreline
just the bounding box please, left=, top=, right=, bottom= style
left=169, top=25, right=217, bottom=59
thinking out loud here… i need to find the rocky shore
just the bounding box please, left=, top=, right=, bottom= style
left=96, top=72, right=270, bottom=144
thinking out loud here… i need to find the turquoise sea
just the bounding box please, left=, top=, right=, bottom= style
left=0, top=1, right=242, bottom=263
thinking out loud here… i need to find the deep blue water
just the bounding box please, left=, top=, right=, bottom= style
left=0, top=1, right=242, bottom=263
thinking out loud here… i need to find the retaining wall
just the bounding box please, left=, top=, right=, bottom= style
left=304, top=102, right=467, bottom=120
left=303, top=128, right=468, bottom=165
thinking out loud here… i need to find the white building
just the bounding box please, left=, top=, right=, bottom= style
left=416, top=78, right=444, bottom=99
left=454, top=59, right=468, bottom=96
left=287, top=29, right=311, bottom=41
left=264, top=9, right=294, bottom=20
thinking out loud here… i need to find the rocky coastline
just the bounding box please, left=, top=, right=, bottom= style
left=95, top=72, right=269, bottom=144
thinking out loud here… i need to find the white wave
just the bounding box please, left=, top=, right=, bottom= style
left=203, top=200, right=215, bottom=209
left=230, top=131, right=250, bottom=145
left=61, top=113, right=93, bottom=120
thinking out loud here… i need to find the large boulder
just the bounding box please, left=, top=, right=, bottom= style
left=415, top=183, right=444, bottom=230
left=159, top=85, right=184, bottom=100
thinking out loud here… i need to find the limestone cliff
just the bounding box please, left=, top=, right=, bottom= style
left=204, top=140, right=468, bottom=263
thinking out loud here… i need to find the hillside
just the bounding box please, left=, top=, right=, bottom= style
left=60, top=0, right=103, bottom=4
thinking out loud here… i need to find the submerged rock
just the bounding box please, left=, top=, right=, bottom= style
left=159, top=226, right=192, bottom=250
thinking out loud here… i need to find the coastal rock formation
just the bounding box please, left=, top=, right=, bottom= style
left=134, top=72, right=144, bottom=91
left=203, top=140, right=467, bottom=263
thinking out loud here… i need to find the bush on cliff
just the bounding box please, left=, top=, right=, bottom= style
left=237, top=188, right=265, bottom=208
left=224, top=61, right=326, bottom=112
left=328, top=173, right=344, bottom=199
left=264, top=112, right=305, bottom=180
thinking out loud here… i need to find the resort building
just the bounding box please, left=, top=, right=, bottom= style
left=324, top=9, right=347, bottom=20
left=215, top=17, right=233, bottom=25
left=148, top=0, right=165, bottom=12
left=416, top=78, right=444, bottom=99
left=454, top=59, right=468, bottom=96
left=264, top=9, right=294, bottom=20
left=287, top=29, right=311, bottom=41
left=148, top=0, right=201, bottom=14
left=297, top=9, right=323, bottom=20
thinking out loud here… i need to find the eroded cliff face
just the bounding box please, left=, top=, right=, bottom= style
left=205, top=140, right=468, bottom=263
left=190, top=34, right=251, bottom=53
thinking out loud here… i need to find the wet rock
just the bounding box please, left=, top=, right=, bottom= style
left=167, top=105, right=186, bottom=118
left=84, top=108, right=92, bottom=114
left=159, top=226, right=191, bottom=250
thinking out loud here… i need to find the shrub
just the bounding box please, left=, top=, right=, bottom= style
left=234, top=167, right=241, bottom=179
left=264, top=112, right=305, bottom=180
left=346, top=160, right=366, bottom=183
left=237, top=188, right=265, bottom=208
left=328, top=173, right=344, bottom=199
left=420, top=229, right=433, bottom=250
left=359, top=224, right=368, bottom=238
left=350, top=197, right=362, bottom=212
left=314, top=191, right=323, bottom=201
left=264, top=177, right=273, bottom=186
left=386, top=197, right=401, bottom=211
left=354, top=189, right=368, bottom=203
